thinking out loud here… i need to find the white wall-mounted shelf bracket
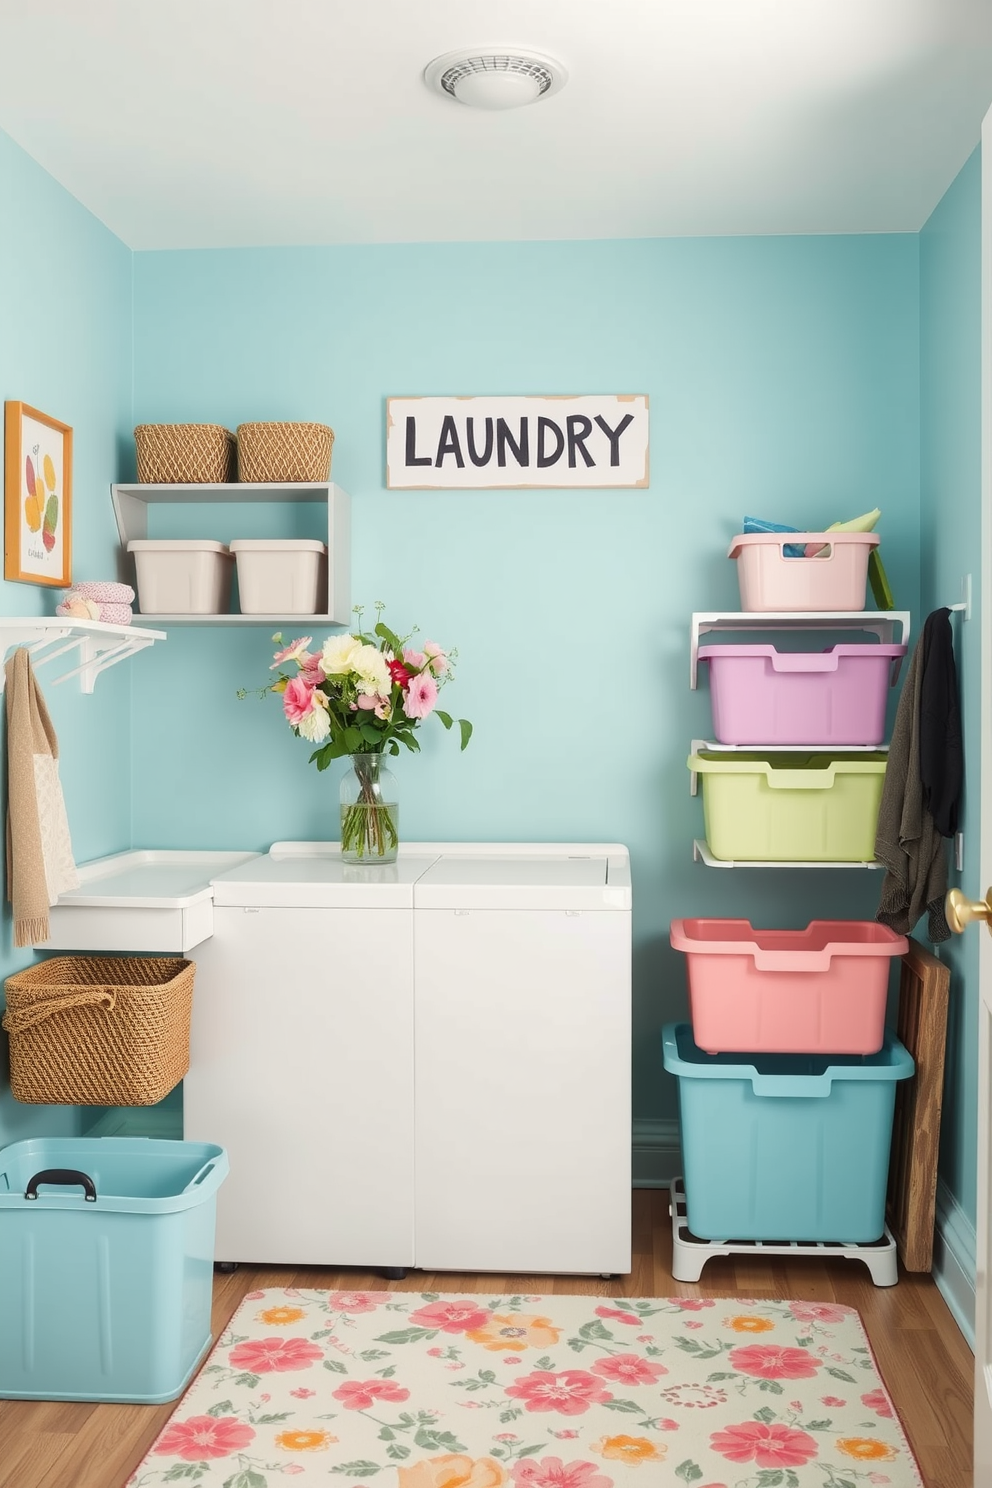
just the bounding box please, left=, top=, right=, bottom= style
left=690, top=610, right=912, bottom=688
left=0, top=618, right=166, bottom=693
left=692, top=838, right=882, bottom=870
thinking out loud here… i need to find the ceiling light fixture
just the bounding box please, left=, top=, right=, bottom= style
left=424, top=48, right=567, bottom=111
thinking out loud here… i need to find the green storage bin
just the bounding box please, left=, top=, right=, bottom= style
left=689, top=750, right=887, bottom=862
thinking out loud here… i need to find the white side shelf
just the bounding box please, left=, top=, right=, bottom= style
left=0, top=618, right=166, bottom=693
left=690, top=609, right=911, bottom=688
left=110, top=481, right=351, bottom=626
left=693, top=838, right=882, bottom=870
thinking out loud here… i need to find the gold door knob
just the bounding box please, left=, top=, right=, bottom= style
left=945, top=887, right=992, bottom=934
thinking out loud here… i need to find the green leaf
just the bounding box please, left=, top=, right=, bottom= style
left=331, top=1462, right=382, bottom=1477
left=479, top=1369, right=496, bottom=1383
left=785, top=1474, right=800, bottom=1488
left=358, top=1349, right=391, bottom=1361
left=706, top=1371, right=738, bottom=1381
left=801, top=1418, right=832, bottom=1431
left=414, top=1429, right=466, bottom=1453
left=826, top=1367, right=857, bottom=1383
left=377, top=1365, right=396, bottom=1378
left=534, top=1356, right=555, bottom=1371
left=378, top=1428, right=395, bottom=1442
left=232, top=1372, right=260, bottom=1388
left=753, top=1473, right=786, bottom=1488
left=375, top=1327, right=436, bottom=1345
left=163, top=1467, right=208, bottom=1483
left=222, top=1471, right=267, bottom=1488
left=753, top=1405, right=777, bottom=1423
left=205, top=1399, right=235, bottom=1417
left=386, top=1444, right=412, bottom=1460
left=374, top=621, right=403, bottom=653
left=458, top=718, right=473, bottom=750
left=579, top=1319, right=613, bottom=1341
left=499, top=1408, right=523, bottom=1422
left=435, top=710, right=453, bottom=730
left=757, top=1378, right=784, bottom=1393
left=675, top=1463, right=704, bottom=1484
left=359, top=723, right=382, bottom=745
left=674, top=1337, right=702, bottom=1353
left=516, top=1445, right=544, bottom=1459
left=601, top=1399, right=642, bottom=1413
left=323, top=1359, right=349, bottom=1373
left=251, top=1412, right=291, bottom=1424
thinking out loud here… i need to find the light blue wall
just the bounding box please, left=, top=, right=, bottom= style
left=0, top=129, right=134, bottom=1143
left=920, top=147, right=982, bottom=1226
left=132, top=237, right=921, bottom=1119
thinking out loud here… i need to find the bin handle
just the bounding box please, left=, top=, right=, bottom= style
left=25, top=1168, right=97, bottom=1202
left=183, top=1157, right=218, bottom=1193
left=1, top=987, right=116, bottom=1035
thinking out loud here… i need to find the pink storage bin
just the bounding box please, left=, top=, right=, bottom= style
left=729, top=532, right=880, bottom=611
left=699, top=643, right=906, bottom=746
left=669, top=918, right=908, bottom=1055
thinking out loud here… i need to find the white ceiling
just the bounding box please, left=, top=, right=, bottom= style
left=1, top=0, right=991, bottom=250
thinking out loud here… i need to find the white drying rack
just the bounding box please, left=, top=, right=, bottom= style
left=0, top=618, right=166, bottom=693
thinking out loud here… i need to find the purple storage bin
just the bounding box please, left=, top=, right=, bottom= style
left=699, top=643, right=906, bottom=746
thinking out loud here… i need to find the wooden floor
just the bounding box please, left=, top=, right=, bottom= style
left=0, top=1189, right=973, bottom=1488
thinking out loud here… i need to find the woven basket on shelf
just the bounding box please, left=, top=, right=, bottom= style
left=134, top=424, right=237, bottom=483
left=1, top=956, right=196, bottom=1106
left=237, top=421, right=334, bottom=482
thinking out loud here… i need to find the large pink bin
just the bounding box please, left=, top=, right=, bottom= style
left=699, top=643, right=906, bottom=746
left=729, top=532, right=880, bottom=611
left=669, top=918, right=908, bottom=1055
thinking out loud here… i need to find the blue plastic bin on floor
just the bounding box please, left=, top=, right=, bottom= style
left=0, top=1137, right=228, bottom=1402
left=662, top=1022, right=913, bottom=1243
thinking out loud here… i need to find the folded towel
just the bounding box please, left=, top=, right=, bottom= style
left=5, top=648, right=78, bottom=947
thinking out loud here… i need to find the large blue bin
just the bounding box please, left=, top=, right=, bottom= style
left=662, top=1022, right=913, bottom=1242
left=0, top=1136, right=228, bottom=1402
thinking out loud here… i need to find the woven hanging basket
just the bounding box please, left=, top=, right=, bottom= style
left=134, top=424, right=237, bottom=484
left=237, top=422, right=334, bottom=483
left=1, top=956, right=196, bottom=1106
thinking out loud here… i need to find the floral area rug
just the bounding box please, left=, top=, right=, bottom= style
left=126, top=1289, right=923, bottom=1488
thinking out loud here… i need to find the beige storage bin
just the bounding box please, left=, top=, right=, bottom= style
left=236, top=422, right=334, bottom=482
left=128, top=540, right=234, bottom=614
left=134, top=424, right=237, bottom=484
left=230, top=539, right=327, bottom=614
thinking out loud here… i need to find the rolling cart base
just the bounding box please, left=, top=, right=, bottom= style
left=669, top=1177, right=899, bottom=1287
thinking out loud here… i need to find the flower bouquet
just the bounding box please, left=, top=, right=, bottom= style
left=250, top=604, right=472, bottom=863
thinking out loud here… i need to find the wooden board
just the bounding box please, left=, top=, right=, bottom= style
left=886, top=937, right=951, bottom=1272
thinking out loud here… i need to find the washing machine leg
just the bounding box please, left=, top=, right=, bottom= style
left=382, top=1267, right=407, bottom=1280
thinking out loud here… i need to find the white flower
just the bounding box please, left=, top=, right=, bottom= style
left=321, top=634, right=362, bottom=675
left=351, top=644, right=390, bottom=696
left=297, top=707, right=331, bottom=743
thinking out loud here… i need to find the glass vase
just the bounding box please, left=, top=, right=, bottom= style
left=339, top=752, right=399, bottom=864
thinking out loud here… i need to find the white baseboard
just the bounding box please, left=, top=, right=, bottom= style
left=632, top=1117, right=681, bottom=1188
left=933, top=1176, right=977, bottom=1350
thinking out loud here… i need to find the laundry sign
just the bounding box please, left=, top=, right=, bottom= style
left=386, top=395, right=649, bottom=489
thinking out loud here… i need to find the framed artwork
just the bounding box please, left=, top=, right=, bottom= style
left=4, top=401, right=72, bottom=586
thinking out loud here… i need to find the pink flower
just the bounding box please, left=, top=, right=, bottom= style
left=861, top=1388, right=894, bottom=1418
left=403, top=648, right=426, bottom=671
left=327, top=1291, right=387, bottom=1313
left=505, top=1370, right=613, bottom=1415
left=552, top=1431, right=579, bottom=1440
left=290, top=1387, right=316, bottom=1399
left=590, top=1354, right=667, bottom=1386
left=672, top=1298, right=715, bottom=1311
left=728, top=1345, right=822, bottom=1381
left=657, top=1420, right=679, bottom=1431
left=357, top=693, right=379, bottom=709
left=495, top=1434, right=519, bottom=1442
left=154, top=1415, right=255, bottom=1460
left=271, top=637, right=314, bottom=668
left=245, top=1290, right=265, bottom=1300
left=789, top=1302, right=851, bottom=1324
left=424, top=641, right=449, bottom=675
left=512, top=1459, right=612, bottom=1488
left=684, top=1321, right=703, bottom=1330
left=332, top=1378, right=411, bottom=1410
left=228, top=1336, right=324, bottom=1373
left=594, top=1307, right=641, bottom=1327
left=427, top=1347, right=444, bottom=1357
left=821, top=1396, right=846, bottom=1408
left=409, top=1300, right=491, bottom=1333
left=284, top=1470, right=305, bottom=1478
left=283, top=675, right=315, bottom=724
left=402, top=671, right=438, bottom=720
left=710, top=1421, right=818, bottom=1468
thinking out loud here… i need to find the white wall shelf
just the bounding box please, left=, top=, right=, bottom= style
left=110, top=481, right=351, bottom=626
left=690, top=609, right=911, bottom=688
left=693, top=838, right=882, bottom=870
left=0, top=618, right=166, bottom=693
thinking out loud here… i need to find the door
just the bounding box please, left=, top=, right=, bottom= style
left=414, top=906, right=631, bottom=1275
left=185, top=905, right=415, bottom=1267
